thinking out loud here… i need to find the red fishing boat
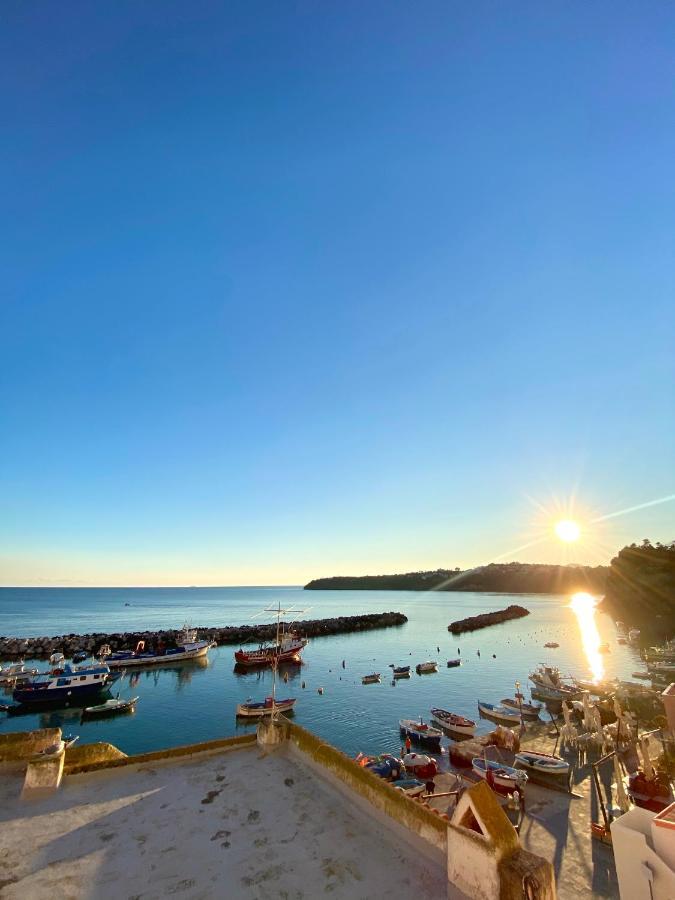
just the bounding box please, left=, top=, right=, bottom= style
left=234, top=630, right=308, bottom=668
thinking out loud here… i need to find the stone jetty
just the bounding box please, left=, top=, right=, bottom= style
left=0, top=611, right=408, bottom=661
left=448, top=604, right=529, bottom=634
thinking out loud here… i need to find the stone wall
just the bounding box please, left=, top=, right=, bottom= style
left=0, top=728, right=61, bottom=762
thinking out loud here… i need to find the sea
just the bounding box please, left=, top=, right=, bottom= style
left=0, top=587, right=641, bottom=757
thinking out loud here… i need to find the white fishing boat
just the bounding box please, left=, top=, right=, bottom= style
left=82, top=695, right=139, bottom=717
left=236, top=696, right=296, bottom=717
left=415, top=661, right=438, bottom=674
left=500, top=698, right=542, bottom=719
left=477, top=701, right=521, bottom=725
left=514, top=751, right=570, bottom=780
left=472, top=758, right=528, bottom=792
left=0, top=662, right=39, bottom=685
left=399, top=718, right=443, bottom=750
left=529, top=664, right=581, bottom=700
left=430, top=708, right=477, bottom=737
left=100, top=625, right=214, bottom=668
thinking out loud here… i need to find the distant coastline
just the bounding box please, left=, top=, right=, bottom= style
left=305, top=562, right=609, bottom=594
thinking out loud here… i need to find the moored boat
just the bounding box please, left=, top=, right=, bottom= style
left=430, top=708, right=476, bottom=737
left=392, top=665, right=411, bottom=679
left=0, top=662, right=39, bottom=685
left=13, top=663, right=114, bottom=706
left=472, top=758, right=528, bottom=793
left=415, top=661, right=438, bottom=674
left=399, top=718, right=442, bottom=750
left=500, top=698, right=541, bottom=719
left=446, top=658, right=461, bottom=668
left=477, top=701, right=521, bottom=725
left=543, top=642, right=559, bottom=649
left=101, top=625, right=214, bottom=669
left=236, top=696, right=296, bottom=717
left=362, top=673, right=381, bottom=685
left=628, top=628, right=641, bottom=644
left=514, top=751, right=570, bottom=780
left=234, top=630, right=308, bottom=668
left=81, top=695, right=139, bottom=718
left=529, top=664, right=581, bottom=700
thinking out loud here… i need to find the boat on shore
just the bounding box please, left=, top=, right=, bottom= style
left=514, top=751, right=570, bottom=781
left=415, top=661, right=438, bottom=674
left=13, top=663, right=114, bottom=706
left=399, top=718, right=442, bottom=750
left=402, top=753, right=438, bottom=779
left=478, top=701, right=521, bottom=725
left=234, top=630, right=308, bottom=668
left=472, top=758, right=528, bottom=793
left=430, top=708, right=477, bottom=737
left=100, top=626, right=214, bottom=669
left=82, top=695, right=139, bottom=718
left=362, top=673, right=381, bottom=685
left=393, top=778, right=426, bottom=797
left=236, top=696, right=296, bottom=717
left=500, top=698, right=541, bottom=719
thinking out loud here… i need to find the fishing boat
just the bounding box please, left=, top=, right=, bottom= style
left=446, top=658, right=461, bottom=668
left=393, top=778, right=426, bottom=797
left=362, top=673, right=381, bottom=685
left=572, top=677, right=617, bottom=697
left=234, top=630, right=308, bottom=668
left=529, top=664, right=581, bottom=700
left=472, top=758, right=528, bottom=793
left=399, top=718, right=442, bottom=750
left=402, top=753, right=438, bottom=779
left=500, top=698, right=542, bottom=719
left=415, top=661, right=438, bottom=674
left=13, top=663, right=114, bottom=705
left=101, top=625, right=214, bottom=668
left=430, top=708, right=477, bottom=737
left=543, top=642, right=559, bottom=649
left=632, top=671, right=652, bottom=680
left=628, top=629, right=641, bottom=644
left=514, top=751, right=570, bottom=780
left=236, top=696, right=296, bottom=717
left=0, top=662, right=39, bottom=685
left=82, top=695, right=139, bottom=718
left=392, top=665, right=411, bottom=679
left=477, top=701, right=522, bottom=725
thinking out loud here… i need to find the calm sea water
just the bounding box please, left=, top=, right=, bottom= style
left=0, top=587, right=641, bottom=757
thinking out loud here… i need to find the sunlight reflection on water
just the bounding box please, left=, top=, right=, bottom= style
left=570, top=592, right=604, bottom=682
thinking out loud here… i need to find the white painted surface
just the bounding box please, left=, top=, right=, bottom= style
left=611, top=806, right=675, bottom=900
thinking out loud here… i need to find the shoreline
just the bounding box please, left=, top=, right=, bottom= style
left=0, top=611, right=408, bottom=661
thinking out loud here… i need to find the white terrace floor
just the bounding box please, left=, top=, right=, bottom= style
left=0, top=748, right=449, bottom=900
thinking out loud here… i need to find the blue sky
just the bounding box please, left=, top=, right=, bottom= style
left=1, top=2, right=674, bottom=585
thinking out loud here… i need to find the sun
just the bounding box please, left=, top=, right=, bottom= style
left=555, top=519, right=580, bottom=542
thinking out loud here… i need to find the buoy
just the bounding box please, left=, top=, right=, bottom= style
left=342, top=660, right=345, bottom=669
left=318, top=687, right=324, bottom=694
left=302, top=681, right=306, bottom=689
left=477, top=650, right=481, bottom=657
left=492, top=654, right=496, bottom=659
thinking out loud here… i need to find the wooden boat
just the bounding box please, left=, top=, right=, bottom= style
left=393, top=778, right=426, bottom=797
left=472, top=758, right=528, bottom=792
left=430, top=708, right=476, bottom=737
left=477, top=701, right=521, bottom=725
left=362, top=673, right=381, bottom=685
left=391, top=665, right=411, bottom=678
left=82, top=695, right=139, bottom=718
left=399, top=718, right=442, bottom=750
left=514, top=751, right=570, bottom=779
left=415, top=661, right=438, bottom=674
left=446, top=658, right=461, bottom=668
left=500, top=698, right=541, bottom=719
left=543, top=642, right=559, bottom=649
left=236, top=696, right=296, bottom=717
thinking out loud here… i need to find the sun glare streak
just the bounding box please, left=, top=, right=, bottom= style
left=591, top=493, right=675, bottom=523
left=570, top=592, right=603, bottom=681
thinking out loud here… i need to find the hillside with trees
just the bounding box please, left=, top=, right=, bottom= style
left=603, top=541, right=675, bottom=633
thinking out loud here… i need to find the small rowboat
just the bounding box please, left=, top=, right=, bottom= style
left=514, top=751, right=570, bottom=779
left=477, top=701, right=521, bottom=725
left=362, top=673, right=381, bottom=685
left=415, top=661, right=438, bottom=674
left=500, top=698, right=542, bottom=719
left=391, top=665, right=411, bottom=678
left=472, top=758, right=528, bottom=792
left=632, top=671, right=652, bottom=680
left=399, top=719, right=442, bottom=750
left=236, top=697, right=296, bottom=717
left=544, top=642, right=559, bottom=649
left=430, top=708, right=476, bottom=737
left=446, top=658, right=461, bottom=668
left=82, top=696, right=139, bottom=718
left=393, top=778, right=426, bottom=797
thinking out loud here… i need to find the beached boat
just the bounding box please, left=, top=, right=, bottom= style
left=446, top=658, right=461, bottom=668
left=362, top=673, right=381, bottom=685
left=477, top=701, right=521, bottom=725
left=514, top=751, right=570, bottom=780
left=101, top=625, right=215, bottom=669
left=399, top=719, right=442, bottom=750
left=236, top=696, right=296, bottom=717
left=430, top=708, right=476, bottom=737
left=402, top=753, right=438, bottom=779
left=500, top=698, right=541, bottom=719
left=355, top=753, right=403, bottom=780
left=393, top=778, right=426, bottom=797
left=392, top=665, right=411, bottom=679
left=82, top=695, right=139, bottom=718
left=415, top=661, right=438, bottom=674
left=13, top=663, right=114, bottom=705
left=472, top=758, right=528, bottom=792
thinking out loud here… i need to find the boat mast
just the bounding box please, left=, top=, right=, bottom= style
left=252, top=601, right=310, bottom=722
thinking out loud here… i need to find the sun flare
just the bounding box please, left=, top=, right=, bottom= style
left=555, top=519, right=580, bottom=542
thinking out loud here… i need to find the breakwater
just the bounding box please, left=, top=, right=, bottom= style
left=0, top=611, right=408, bottom=660
left=448, top=605, right=529, bottom=634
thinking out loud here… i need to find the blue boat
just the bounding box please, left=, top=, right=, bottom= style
left=13, top=663, right=114, bottom=706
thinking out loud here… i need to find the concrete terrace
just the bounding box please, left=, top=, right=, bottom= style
left=0, top=746, right=450, bottom=900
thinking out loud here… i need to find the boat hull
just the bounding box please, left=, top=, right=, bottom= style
left=472, top=759, right=527, bottom=792
left=13, top=682, right=109, bottom=705
left=514, top=752, right=570, bottom=779
left=236, top=699, right=296, bottom=717
left=106, top=643, right=211, bottom=668
left=430, top=708, right=476, bottom=736
left=478, top=702, right=521, bottom=725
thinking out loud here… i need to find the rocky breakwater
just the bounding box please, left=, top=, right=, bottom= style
left=448, top=605, right=530, bottom=634
left=0, top=611, right=408, bottom=661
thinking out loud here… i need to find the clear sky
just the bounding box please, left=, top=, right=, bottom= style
left=1, top=2, right=674, bottom=586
